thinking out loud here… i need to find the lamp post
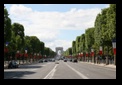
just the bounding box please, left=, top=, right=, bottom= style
left=40, top=51, right=41, bottom=59
left=99, top=46, right=102, bottom=64
left=17, top=50, right=20, bottom=64
left=86, top=52, right=88, bottom=62
left=81, top=52, right=83, bottom=61
left=91, top=48, right=94, bottom=63
left=37, top=53, right=39, bottom=60
left=25, top=49, right=28, bottom=63
left=112, top=38, right=116, bottom=65
left=34, top=53, right=36, bottom=62
left=5, top=42, right=9, bottom=64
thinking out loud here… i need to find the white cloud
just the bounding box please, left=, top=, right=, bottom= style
left=105, top=4, right=110, bottom=8
left=9, top=4, right=101, bottom=51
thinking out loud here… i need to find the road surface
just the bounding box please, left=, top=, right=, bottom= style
left=4, top=60, right=116, bottom=79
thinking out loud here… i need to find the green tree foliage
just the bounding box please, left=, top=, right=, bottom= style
left=85, top=27, right=95, bottom=52
left=40, top=42, right=45, bottom=57
left=4, top=7, right=12, bottom=44
left=44, top=47, right=50, bottom=57
left=65, top=4, right=116, bottom=57
left=12, top=23, right=25, bottom=44
left=94, top=4, right=116, bottom=55
left=76, top=36, right=80, bottom=53
left=68, top=47, right=72, bottom=55
left=80, top=34, right=85, bottom=53
left=72, top=41, right=76, bottom=56
left=11, top=23, right=25, bottom=53
left=30, top=36, right=39, bottom=54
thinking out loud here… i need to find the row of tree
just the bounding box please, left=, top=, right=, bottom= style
left=4, top=6, right=56, bottom=61
left=63, top=4, right=116, bottom=59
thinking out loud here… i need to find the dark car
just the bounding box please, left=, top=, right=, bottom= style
left=64, top=59, right=67, bottom=62
left=43, top=59, right=48, bottom=62
left=8, top=61, right=19, bottom=68
left=39, top=59, right=43, bottom=63
left=73, top=59, right=78, bottom=63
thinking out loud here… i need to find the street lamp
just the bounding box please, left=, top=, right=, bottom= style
left=16, top=50, right=20, bottom=64
left=25, top=49, right=28, bottom=63
left=5, top=42, right=9, bottom=64
left=112, top=38, right=116, bottom=65
left=91, top=48, right=94, bottom=63
left=86, top=52, right=88, bottom=62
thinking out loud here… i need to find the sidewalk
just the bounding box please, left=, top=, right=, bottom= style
left=80, top=61, right=116, bottom=69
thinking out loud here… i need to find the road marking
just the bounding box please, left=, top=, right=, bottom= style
left=65, top=63, right=89, bottom=79
left=43, top=64, right=58, bottom=79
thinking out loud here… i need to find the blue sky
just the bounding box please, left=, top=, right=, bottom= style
left=4, top=4, right=109, bottom=51
left=5, top=4, right=109, bottom=12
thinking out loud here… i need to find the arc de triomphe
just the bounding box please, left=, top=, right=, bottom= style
left=55, top=47, right=63, bottom=59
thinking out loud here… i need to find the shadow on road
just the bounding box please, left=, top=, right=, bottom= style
left=18, top=65, right=43, bottom=69
left=4, top=71, right=36, bottom=79
left=4, top=65, right=43, bottom=79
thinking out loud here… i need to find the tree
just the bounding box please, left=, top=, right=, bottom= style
left=72, top=41, right=76, bottom=57
left=76, top=36, right=81, bottom=54
left=85, top=27, right=95, bottom=52
left=4, top=7, right=12, bottom=44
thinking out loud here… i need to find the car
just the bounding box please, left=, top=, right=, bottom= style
left=8, top=61, right=19, bottom=68
left=72, top=59, right=78, bottom=63
left=64, top=59, right=67, bottom=62
left=39, top=59, right=43, bottom=63
left=70, top=59, right=72, bottom=62
left=55, top=61, right=59, bottom=64
left=43, top=59, right=48, bottom=62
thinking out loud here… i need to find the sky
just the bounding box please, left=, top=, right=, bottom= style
left=4, top=4, right=110, bottom=52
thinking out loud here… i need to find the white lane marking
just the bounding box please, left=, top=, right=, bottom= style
left=43, top=64, right=58, bottom=79
left=65, top=63, right=89, bottom=79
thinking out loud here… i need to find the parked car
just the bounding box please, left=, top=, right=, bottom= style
left=8, top=61, right=19, bottom=68
left=64, top=59, right=67, bottom=62
left=72, top=59, right=78, bottom=63
left=43, top=59, right=48, bottom=62
left=39, top=59, right=43, bottom=63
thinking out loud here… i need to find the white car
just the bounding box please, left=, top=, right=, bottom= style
left=55, top=61, right=59, bottom=64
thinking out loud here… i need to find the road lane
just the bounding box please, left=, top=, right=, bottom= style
left=51, top=61, right=85, bottom=79
left=43, top=64, right=58, bottom=79
left=66, top=61, right=116, bottom=79
left=64, top=62, right=89, bottom=79
left=4, top=60, right=116, bottom=79
left=4, top=62, right=56, bottom=79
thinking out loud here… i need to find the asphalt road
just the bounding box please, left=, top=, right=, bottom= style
left=4, top=60, right=116, bottom=79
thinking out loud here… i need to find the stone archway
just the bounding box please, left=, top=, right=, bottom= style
left=55, top=47, right=63, bottom=59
